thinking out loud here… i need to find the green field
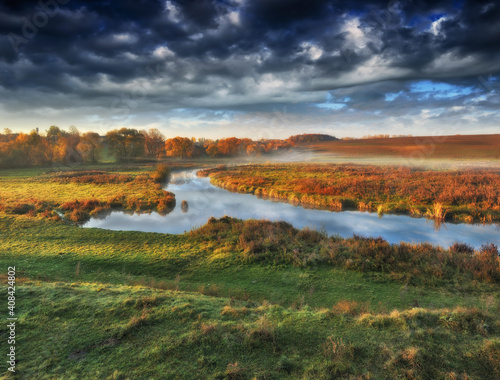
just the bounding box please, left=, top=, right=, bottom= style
left=1, top=164, right=499, bottom=379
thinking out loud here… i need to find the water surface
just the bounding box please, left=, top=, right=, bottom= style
left=83, top=170, right=500, bottom=248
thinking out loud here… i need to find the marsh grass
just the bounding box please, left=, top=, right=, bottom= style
left=0, top=165, right=175, bottom=222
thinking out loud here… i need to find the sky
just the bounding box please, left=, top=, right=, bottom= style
left=0, top=0, right=499, bottom=139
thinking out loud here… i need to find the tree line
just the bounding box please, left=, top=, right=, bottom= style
left=0, top=127, right=336, bottom=169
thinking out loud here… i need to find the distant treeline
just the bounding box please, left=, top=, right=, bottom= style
left=0, top=127, right=336, bottom=168
left=287, top=134, right=338, bottom=143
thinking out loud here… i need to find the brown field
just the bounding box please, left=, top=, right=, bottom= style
left=303, top=134, right=500, bottom=160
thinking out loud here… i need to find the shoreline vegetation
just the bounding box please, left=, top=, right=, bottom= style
left=198, top=163, right=500, bottom=224
left=190, top=216, right=500, bottom=285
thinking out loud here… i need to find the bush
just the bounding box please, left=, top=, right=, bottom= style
left=276, top=355, right=296, bottom=373
left=181, top=200, right=188, bottom=213
left=150, top=164, right=171, bottom=184
left=480, top=243, right=499, bottom=257
left=225, top=362, right=246, bottom=379
left=472, top=244, right=500, bottom=282
left=331, top=300, right=368, bottom=316
left=449, top=242, right=474, bottom=256
left=238, top=220, right=295, bottom=259
left=479, top=339, right=500, bottom=376
left=11, top=203, right=35, bottom=215
left=52, top=171, right=134, bottom=184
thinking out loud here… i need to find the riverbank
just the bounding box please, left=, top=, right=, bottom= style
left=83, top=168, right=499, bottom=248
left=198, top=163, right=500, bottom=224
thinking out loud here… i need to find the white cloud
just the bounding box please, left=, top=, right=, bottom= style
left=420, top=108, right=445, bottom=119
left=112, top=33, right=137, bottom=44
left=341, top=16, right=380, bottom=49
left=430, top=16, right=447, bottom=36
left=228, top=11, right=241, bottom=26
left=153, top=46, right=175, bottom=58
left=299, top=42, right=323, bottom=60
left=343, top=17, right=366, bottom=48
left=165, top=1, right=181, bottom=23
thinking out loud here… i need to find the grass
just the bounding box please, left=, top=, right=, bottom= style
left=3, top=215, right=498, bottom=304
left=0, top=216, right=499, bottom=379
left=199, top=163, right=500, bottom=223
left=0, top=164, right=499, bottom=378
left=1, top=277, right=499, bottom=379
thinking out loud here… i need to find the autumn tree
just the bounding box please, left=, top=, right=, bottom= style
left=287, top=134, right=338, bottom=143
left=217, top=137, right=240, bottom=156
left=55, top=127, right=81, bottom=165
left=246, top=143, right=264, bottom=156
left=46, top=126, right=66, bottom=144
left=205, top=143, right=219, bottom=157
left=77, top=132, right=103, bottom=163
left=0, top=130, right=17, bottom=143
left=237, top=138, right=253, bottom=154
left=164, top=137, right=193, bottom=158
left=106, top=128, right=145, bottom=162
left=187, top=142, right=205, bottom=158
left=20, top=131, right=53, bottom=166
left=142, top=128, right=165, bottom=157
left=0, top=133, right=30, bottom=168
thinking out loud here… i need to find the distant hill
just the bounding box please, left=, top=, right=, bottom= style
left=287, top=134, right=338, bottom=143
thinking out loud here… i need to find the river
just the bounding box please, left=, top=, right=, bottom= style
left=83, top=169, right=500, bottom=248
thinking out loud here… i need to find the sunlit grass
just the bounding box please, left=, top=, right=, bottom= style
left=3, top=277, right=498, bottom=379
left=0, top=165, right=175, bottom=222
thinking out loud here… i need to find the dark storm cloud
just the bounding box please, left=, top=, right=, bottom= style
left=0, top=0, right=499, bottom=136
left=1, top=1, right=497, bottom=83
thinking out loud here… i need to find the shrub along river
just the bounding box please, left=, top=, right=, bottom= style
left=84, top=170, right=500, bottom=249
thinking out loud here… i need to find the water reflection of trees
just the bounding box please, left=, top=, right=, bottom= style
left=91, top=203, right=176, bottom=219
left=181, top=200, right=189, bottom=213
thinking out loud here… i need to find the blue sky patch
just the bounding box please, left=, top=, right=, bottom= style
left=409, top=81, right=477, bottom=100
